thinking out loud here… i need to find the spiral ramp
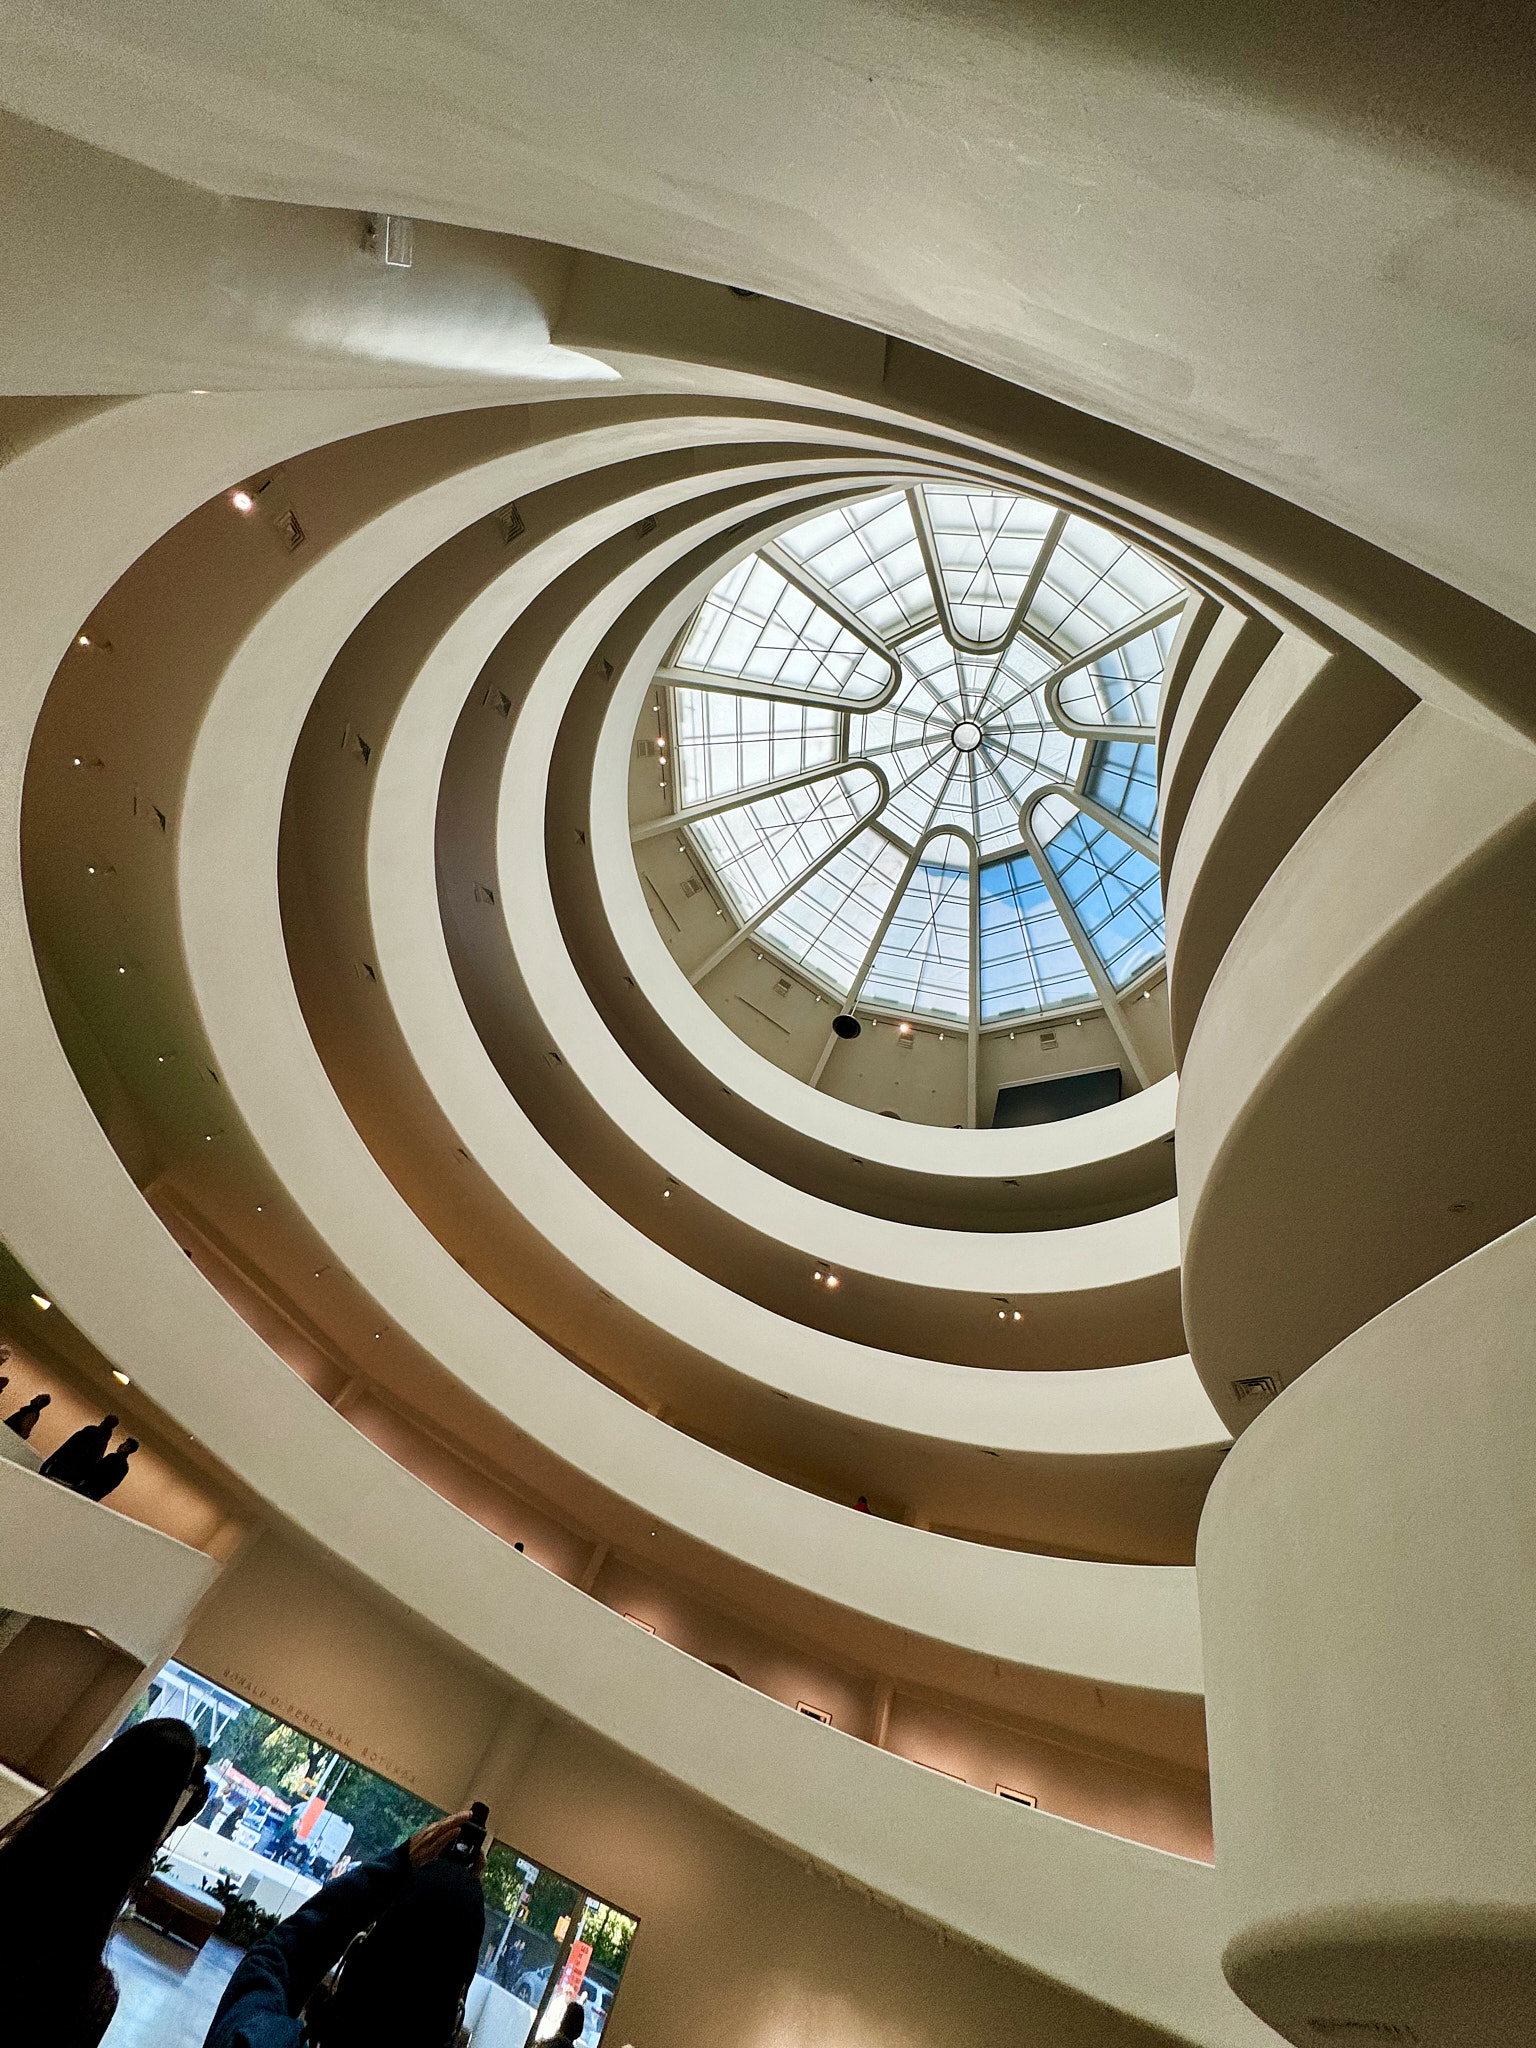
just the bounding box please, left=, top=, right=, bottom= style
left=0, top=19, right=1534, bottom=2047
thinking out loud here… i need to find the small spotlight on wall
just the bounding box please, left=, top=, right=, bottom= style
left=1012, top=1310, right=1022, bottom=1322
left=898, top=1021, right=912, bottom=1036
left=997, top=1310, right=1006, bottom=1320
left=112, top=1370, right=131, bottom=1387
left=30, top=1293, right=51, bottom=1311
left=230, top=489, right=256, bottom=514
left=824, top=1273, right=840, bottom=1290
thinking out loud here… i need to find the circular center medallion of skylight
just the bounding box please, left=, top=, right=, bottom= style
left=636, top=482, right=1185, bottom=1052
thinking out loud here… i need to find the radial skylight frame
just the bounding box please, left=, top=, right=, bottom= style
left=640, top=481, right=1186, bottom=1099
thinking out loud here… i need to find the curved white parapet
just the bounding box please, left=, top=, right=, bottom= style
left=1163, top=628, right=1413, bottom=1063
left=484, top=480, right=1183, bottom=1299
left=1199, top=1215, right=1536, bottom=2047
left=0, top=1459, right=220, bottom=1664
left=0, top=393, right=1203, bottom=1710
left=0, top=405, right=1253, bottom=2043
left=1179, top=701, right=1536, bottom=1430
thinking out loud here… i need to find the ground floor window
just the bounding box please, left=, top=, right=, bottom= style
left=108, top=1659, right=637, bottom=2048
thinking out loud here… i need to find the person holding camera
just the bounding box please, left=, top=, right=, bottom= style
left=203, top=1805, right=488, bottom=2048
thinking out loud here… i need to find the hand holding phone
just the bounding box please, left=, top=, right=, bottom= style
left=444, top=1801, right=489, bottom=1869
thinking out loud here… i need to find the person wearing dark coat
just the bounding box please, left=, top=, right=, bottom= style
left=79, top=1437, right=138, bottom=1501
left=4, top=1390, right=50, bottom=1438
left=203, top=1809, right=486, bottom=2048
left=0, top=1715, right=198, bottom=2046
left=38, top=1413, right=117, bottom=1488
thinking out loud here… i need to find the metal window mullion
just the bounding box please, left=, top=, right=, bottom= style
left=1021, top=806, right=1152, bottom=1090
left=758, top=541, right=905, bottom=680
left=1026, top=779, right=1158, bottom=864
left=655, top=664, right=902, bottom=714
left=688, top=799, right=883, bottom=987
left=966, top=844, right=981, bottom=1128
left=915, top=487, right=1074, bottom=667
left=808, top=825, right=977, bottom=1087
left=972, top=509, right=1070, bottom=715
left=631, top=759, right=872, bottom=843
left=1039, top=595, right=1185, bottom=738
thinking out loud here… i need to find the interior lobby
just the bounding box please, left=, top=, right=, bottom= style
left=0, top=6, right=1532, bottom=2044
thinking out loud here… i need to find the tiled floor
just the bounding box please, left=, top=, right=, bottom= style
left=100, top=1918, right=241, bottom=2048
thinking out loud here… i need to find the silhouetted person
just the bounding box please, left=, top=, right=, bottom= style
left=554, top=1999, right=587, bottom=2043
left=0, top=1715, right=198, bottom=2046
left=853, top=1494, right=870, bottom=1513
left=0, top=1376, right=9, bottom=1404
left=4, top=1391, right=50, bottom=1439
left=39, top=1413, right=117, bottom=1488
left=204, top=1809, right=486, bottom=2048
left=79, top=1436, right=138, bottom=1502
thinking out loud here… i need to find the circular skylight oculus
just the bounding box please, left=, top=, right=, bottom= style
left=649, top=484, right=1185, bottom=1031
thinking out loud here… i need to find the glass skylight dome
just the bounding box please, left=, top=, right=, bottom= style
left=652, top=486, right=1184, bottom=1032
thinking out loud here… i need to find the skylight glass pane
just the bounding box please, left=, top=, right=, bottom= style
left=777, top=492, right=934, bottom=639
left=861, top=836, right=973, bottom=1022
left=845, top=630, right=1081, bottom=856
left=1042, top=809, right=1165, bottom=988
left=979, top=635, right=1053, bottom=723
left=922, top=487, right=1057, bottom=646
left=689, top=767, right=881, bottom=922
left=671, top=687, right=839, bottom=806
left=756, top=827, right=909, bottom=992
left=979, top=856, right=1098, bottom=1022
left=1026, top=519, right=1182, bottom=655
left=1086, top=740, right=1159, bottom=838
left=1054, top=615, right=1178, bottom=730
left=651, top=487, right=1174, bottom=1027
left=676, top=556, right=891, bottom=701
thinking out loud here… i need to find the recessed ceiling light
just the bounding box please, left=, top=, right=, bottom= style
left=813, top=1269, right=823, bottom=1281
left=230, top=489, right=255, bottom=513
left=77, top=634, right=91, bottom=648
left=87, top=865, right=95, bottom=874
left=997, top=1310, right=1006, bottom=1320
left=1012, top=1310, right=1022, bottom=1322
left=112, top=1370, right=131, bottom=1386
left=30, top=1293, right=51, bottom=1311
left=72, top=757, right=82, bottom=767
left=824, top=1273, right=840, bottom=1290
